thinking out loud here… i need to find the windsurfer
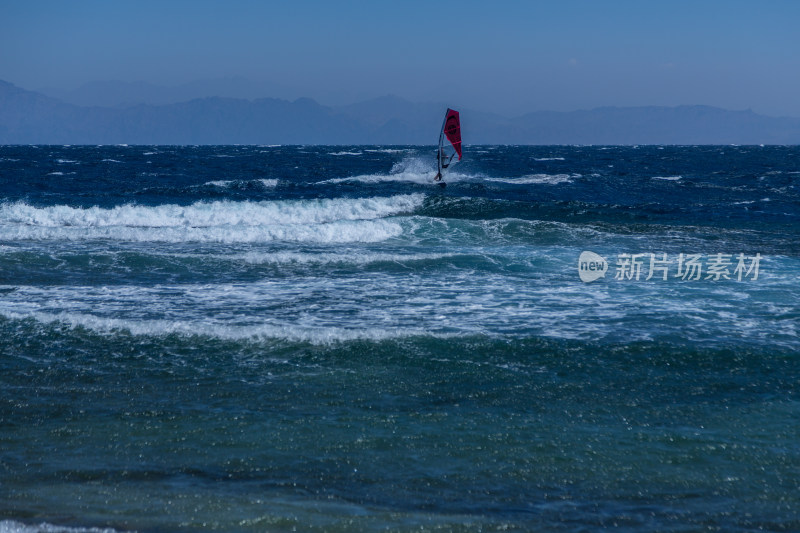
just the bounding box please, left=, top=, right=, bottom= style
left=434, top=108, right=461, bottom=183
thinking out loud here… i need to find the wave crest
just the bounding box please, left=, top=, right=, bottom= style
left=0, top=195, right=423, bottom=243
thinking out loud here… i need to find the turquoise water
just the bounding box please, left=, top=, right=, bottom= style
left=1, top=145, right=798, bottom=531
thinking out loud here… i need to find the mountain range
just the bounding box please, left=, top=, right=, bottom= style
left=2, top=79, right=800, bottom=145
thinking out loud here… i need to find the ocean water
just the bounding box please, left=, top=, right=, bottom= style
left=0, top=145, right=798, bottom=532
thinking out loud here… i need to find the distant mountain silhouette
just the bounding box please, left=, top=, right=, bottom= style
left=37, top=77, right=298, bottom=108
left=3, top=80, right=800, bottom=144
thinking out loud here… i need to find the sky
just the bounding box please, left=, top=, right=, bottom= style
left=2, top=0, right=800, bottom=117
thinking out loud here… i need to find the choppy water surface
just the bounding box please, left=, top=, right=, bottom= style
left=1, top=145, right=798, bottom=532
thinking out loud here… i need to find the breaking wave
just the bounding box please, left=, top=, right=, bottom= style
left=319, top=157, right=475, bottom=184
left=485, top=174, right=577, bottom=185
left=0, top=195, right=423, bottom=244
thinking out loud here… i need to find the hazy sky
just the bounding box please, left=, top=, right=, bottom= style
left=3, top=0, right=800, bottom=117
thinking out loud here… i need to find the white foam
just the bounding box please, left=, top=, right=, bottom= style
left=2, top=251, right=795, bottom=347
left=101, top=159, right=121, bottom=163
left=56, top=159, right=77, bottom=164
left=0, top=308, right=434, bottom=344
left=486, top=174, right=575, bottom=185
left=320, top=157, right=452, bottom=185
left=534, top=157, right=565, bottom=161
left=652, top=176, right=682, bottom=181
left=258, top=179, right=279, bottom=188
left=329, top=151, right=362, bottom=156
left=237, top=250, right=458, bottom=266
left=203, top=178, right=278, bottom=189
left=0, top=520, right=123, bottom=533
left=0, top=195, right=422, bottom=243
left=1, top=217, right=404, bottom=244
left=1, top=195, right=422, bottom=227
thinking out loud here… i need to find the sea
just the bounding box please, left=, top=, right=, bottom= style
left=0, top=144, right=798, bottom=532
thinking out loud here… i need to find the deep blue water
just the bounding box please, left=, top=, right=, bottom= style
left=0, top=145, right=798, bottom=532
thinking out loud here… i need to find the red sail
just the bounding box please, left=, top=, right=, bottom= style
left=443, top=109, right=462, bottom=160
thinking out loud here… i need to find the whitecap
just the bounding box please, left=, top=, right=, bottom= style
left=0, top=308, right=440, bottom=345
left=237, top=250, right=458, bottom=266
left=486, top=174, right=575, bottom=185
left=0, top=520, right=124, bottom=533
left=0, top=195, right=423, bottom=244
left=0, top=219, right=404, bottom=244
left=319, top=157, right=445, bottom=184
left=203, top=178, right=278, bottom=189
left=0, top=195, right=421, bottom=227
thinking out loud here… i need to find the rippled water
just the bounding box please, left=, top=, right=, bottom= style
left=1, top=145, right=798, bottom=531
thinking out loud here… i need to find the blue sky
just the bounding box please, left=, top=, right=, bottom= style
left=2, top=0, right=800, bottom=116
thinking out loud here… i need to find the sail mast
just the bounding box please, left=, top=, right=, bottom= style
left=438, top=111, right=447, bottom=176
left=435, top=108, right=462, bottom=182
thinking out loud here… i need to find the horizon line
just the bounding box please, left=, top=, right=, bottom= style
left=3, top=78, right=798, bottom=121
